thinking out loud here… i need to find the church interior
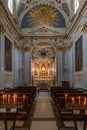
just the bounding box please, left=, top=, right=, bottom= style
left=0, top=0, right=87, bottom=130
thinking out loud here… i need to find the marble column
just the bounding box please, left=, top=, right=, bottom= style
left=29, top=52, right=32, bottom=85
left=0, top=33, right=5, bottom=88
left=55, top=52, right=58, bottom=86
left=58, top=50, right=64, bottom=86
left=24, top=51, right=32, bottom=86
left=63, top=47, right=68, bottom=81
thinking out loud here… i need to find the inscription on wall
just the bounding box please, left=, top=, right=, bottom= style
left=75, top=74, right=84, bottom=83
left=4, top=74, right=13, bottom=84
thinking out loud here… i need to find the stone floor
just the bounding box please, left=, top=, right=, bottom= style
left=0, top=91, right=86, bottom=130
left=30, top=92, right=57, bottom=130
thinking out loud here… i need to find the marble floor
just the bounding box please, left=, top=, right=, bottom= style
left=30, top=92, right=58, bottom=130
left=0, top=91, right=86, bottom=130
left=28, top=91, right=86, bottom=130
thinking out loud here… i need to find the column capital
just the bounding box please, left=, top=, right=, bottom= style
left=0, top=24, right=5, bottom=33
left=82, top=22, right=87, bottom=33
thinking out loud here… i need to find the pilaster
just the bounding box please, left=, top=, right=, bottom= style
left=0, top=33, right=5, bottom=88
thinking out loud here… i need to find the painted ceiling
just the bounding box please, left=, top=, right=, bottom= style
left=21, top=5, right=66, bottom=28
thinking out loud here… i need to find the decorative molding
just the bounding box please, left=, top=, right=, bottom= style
left=0, top=24, right=5, bottom=33
left=67, top=43, right=73, bottom=50
left=82, top=21, right=87, bottom=33
left=67, top=1, right=87, bottom=35
left=23, top=46, right=30, bottom=51
left=27, top=0, right=31, bottom=3
left=56, top=0, right=61, bottom=3
left=14, top=42, right=20, bottom=50
left=57, top=45, right=64, bottom=51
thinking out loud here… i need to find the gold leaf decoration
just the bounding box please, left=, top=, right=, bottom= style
left=28, top=5, right=58, bottom=26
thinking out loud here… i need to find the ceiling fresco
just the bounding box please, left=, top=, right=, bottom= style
left=21, top=5, right=66, bottom=28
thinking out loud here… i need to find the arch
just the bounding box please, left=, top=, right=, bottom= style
left=31, top=39, right=57, bottom=54
left=18, top=5, right=68, bottom=28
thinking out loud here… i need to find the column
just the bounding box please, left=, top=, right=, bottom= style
left=63, top=47, right=68, bottom=81
left=24, top=51, right=32, bottom=86
left=0, top=33, right=5, bottom=88
left=55, top=52, right=58, bottom=86
left=29, top=52, right=32, bottom=85
left=58, top=50, right=64, bottom=86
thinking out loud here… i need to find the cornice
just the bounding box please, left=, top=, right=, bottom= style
left=0, top=24, right=5, bottom=33
left=14, top=42, right=20, bottom=50
left=0, top=0, right=20, bottom=36
left=57, top=42, right=73, bottom=52
left=82, top=21, right=87, bottom=33
left=21, top=24, right=66, bottom=36
left=67, top=1, right=87, bottom=35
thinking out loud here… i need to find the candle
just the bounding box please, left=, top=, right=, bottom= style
left=78, top=96, right=81, bottom=104
left=8, top=94, right=10, bottom=104
left=13, top=94, right=17, bottom=104
left=2, top=94, right=5, bottom=104
left=72, top=97, right=74, bottom=104
left=5, top=94, right=7, bottom=103
left=84, top=98, right=86, bottom=106
left=65, top=93, right=68, bottom=103
left=23, top=95, right=25, bottom=102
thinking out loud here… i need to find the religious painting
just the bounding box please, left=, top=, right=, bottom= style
left=75, top=35, right=83, bottom=72
left=4, top=37, right=12, bottom=72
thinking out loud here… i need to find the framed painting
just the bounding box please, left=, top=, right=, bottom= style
left=75, top=35, right=83, bottom=72
left=4, top=37, right=12, bottom=72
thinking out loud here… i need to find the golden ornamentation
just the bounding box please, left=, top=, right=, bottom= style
left=27, top=0, right=31, bottom=3
left=67, top=43, right=73, bottom=50
left=14, top=42, right=20, bottom=50
left=23, top=46, right=30, bottom=51
left=0, top=24, right=5, bottom=33
left=57, top=46, right=64, bottom=51
left=56, top=0, right=61, bottom=3
left=82, top=22, right=87, bottom=33
left=29, top=5, right=57, bottom=26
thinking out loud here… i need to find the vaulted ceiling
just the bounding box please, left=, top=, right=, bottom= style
left=16, top=0, right=71, bottom=29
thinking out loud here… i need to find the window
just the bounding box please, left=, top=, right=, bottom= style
left=74, top=0, right=79, bottom=13
left=15, top=0, right=20, bottom=6
left=8, top=0, right=13, bottom=14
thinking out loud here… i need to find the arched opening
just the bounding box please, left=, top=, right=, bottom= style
left=32, top=42, right=55, bottom=89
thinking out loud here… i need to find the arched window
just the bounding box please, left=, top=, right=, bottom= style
left=74, top=0, right=79, bottom=13
left=8, top=0, right=13, bottom=14
left=15, top=0, right=20, bottom=6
